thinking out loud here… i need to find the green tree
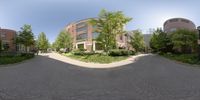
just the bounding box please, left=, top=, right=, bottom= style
left=129, top=30, right=145, bottom=52
left=0, top=39, right=2, bottom=52
left=54, top=30, right=72, bottom=52
left=171, top=29, right=198, bottom=53
left=16, top=24, right=35, bottom=52
left=52, top=42, right=57, bottom=50
left=150, top=28, right=173, bottom=52
left=37, top=32, right=49, bottom=52
left=90, top=9, right=132, bottom=52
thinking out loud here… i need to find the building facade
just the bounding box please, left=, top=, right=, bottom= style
left=0, top=28, right=17, bottom=51
left=164, top=18, right=196, bottom=33
left=65, top=18, right=127, bottom=51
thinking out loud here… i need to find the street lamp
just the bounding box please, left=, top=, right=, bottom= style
left=197, top=26, right=200, bottom=60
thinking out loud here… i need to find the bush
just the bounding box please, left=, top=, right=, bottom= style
left=128, top=50, right=136, bottom=55
left=20, top=53, right=35, bottom=58
left=0, top=53, right=35, bottom=65
left=59, top=48, right=71, bottom=53
left=66, top=53, right=129, bottom=64
left=79, top=48, right=87, bottom=51
left=108, top=49, right=135, bottom=56
left=72, top=50, right=85, bottom=56
left=0, top=52, right=18, bottom=57
left=72, top=50, right=97, bottom=56
left=162, top=53, right=199, bottom=65
left=108, top=49, right=121, bottom=56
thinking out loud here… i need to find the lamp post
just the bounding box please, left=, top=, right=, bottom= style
left=197, top=26, right=200, bottom=60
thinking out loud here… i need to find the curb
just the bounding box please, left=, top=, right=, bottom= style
left=43, top=53, right=150, bottom=69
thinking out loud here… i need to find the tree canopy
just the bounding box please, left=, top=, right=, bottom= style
left=54, top=30, right=73, bottom=52
left=0, top=39, right=2, bottom=52
left=129, top=30, right=145, bottom=52
left=171, top=29, right=198, bottom=53
left=90, top=9, right=132, bottom=52
left=150, top=28, right=173, bottom=52
left=37, top=32, right=49, bottom=52
left=150, top=28, right=198, bottom=54
left=17, top=24, right=35, bottom=52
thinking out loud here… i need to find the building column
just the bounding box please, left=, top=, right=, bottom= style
left=75, top=43, right=78, bottom=49
left=84, top=42, right=86, bottom=49
left=93, top=41, right=96, bottom=51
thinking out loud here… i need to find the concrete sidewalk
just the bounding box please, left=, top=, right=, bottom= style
left=40, top=52, right=150, bottom=68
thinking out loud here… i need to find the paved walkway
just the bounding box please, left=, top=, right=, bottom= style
left=41, top=52, right=149, bottom=68
left=0, top=53, right=200, bottom=100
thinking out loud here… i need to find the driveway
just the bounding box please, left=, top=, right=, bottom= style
left=0, top=53, right=200, bottom=100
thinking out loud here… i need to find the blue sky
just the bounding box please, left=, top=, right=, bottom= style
left=1, top=0, right=200, bottom=43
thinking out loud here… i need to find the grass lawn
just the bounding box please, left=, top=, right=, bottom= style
left=162, top=53, right=200, bottom=65
left=64, top=53, right=129, bottom=64
left=0, top=53, right=35, bottom=65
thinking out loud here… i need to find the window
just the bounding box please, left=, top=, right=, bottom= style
left=76, top=26, right=88, bottom=32
left=76, top=22, right=87, bottom=28
left=169, top=19, right=178, bottom=22
left=2, top=42, right=9, bottom=50
left=170, top=28, right=177, bottom=32
left=92, top=32, right=100, bottom=39
left=93, top=25, right=97, bottom=29
left=0, top=32, right=6, bottom=38
left=77, top=44, right=84, bottom=49
left=76, top=33, right=88, bottom=41
left=181, top=19, right=189, bottom=23
left=95, top=43, right=103, bottom=50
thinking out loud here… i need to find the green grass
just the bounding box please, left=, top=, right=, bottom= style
left=0, top=54, right=34, bottom=65
left=64, top=53, right=129, bottom=64
left=162, top=53, right=200, bottom=65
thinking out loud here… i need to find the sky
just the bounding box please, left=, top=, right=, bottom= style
left=1, top=0, right=200, bottom=43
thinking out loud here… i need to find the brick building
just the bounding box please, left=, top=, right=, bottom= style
left=0, top=28, right=17, bottom=51
left=65, top=18, right=127, bottom=51
left=163, top=18, right=197, bottom=53
left=164, top=18, right=196, bottom=33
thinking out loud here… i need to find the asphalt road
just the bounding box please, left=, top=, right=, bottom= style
left=0, top=54, right=200, bottom=100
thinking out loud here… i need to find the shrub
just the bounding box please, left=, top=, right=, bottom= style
left=109, top=49, right=121, bottom=56
left=84, top=52, right=96, bottom=55
left=0, top=53, right=35, bottom=65
left=128, top=50, right=136, bottom=55
left=72, top=50, right=84, bottom=56
left=67, top=53, right=129, bottom=64
left=79, top=48, right=87, bottom=51
left=0, top=52, right=17, bottom=57
left=72, top=50, right=97, bottom=56
left=108, top=49, right=134, bottom=56
left=162, top=53, right=199, bottom=65
left=20, top=53, right=35, bottom=58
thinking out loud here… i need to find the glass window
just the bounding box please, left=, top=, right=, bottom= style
left=77, top=44, right=84, bottom=49
left=169, top=19, right=178, bottom=22
left=93, top=25, right=97, bottom=29
left=77, top=33, right=88, bottom=41
left=76, top=26, right=88, bottom=32
left=170, top=28, right=177, bottom=32
left=2, top=42, right=9, bottom=50
left=76, top=22, right=87, bottom=27
left=181, top=19, right=189, bottom=23
left=95, top=43, right=103, bottom=50
left=92, top=32, right=100, bottom=39
left=0, top=32, right=6, bottom=38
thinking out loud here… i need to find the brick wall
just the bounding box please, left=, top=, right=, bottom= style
left=0, top=29, right=17, bottom=51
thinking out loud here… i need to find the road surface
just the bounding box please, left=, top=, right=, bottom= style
left=0, top=53, right=200, bottom=100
